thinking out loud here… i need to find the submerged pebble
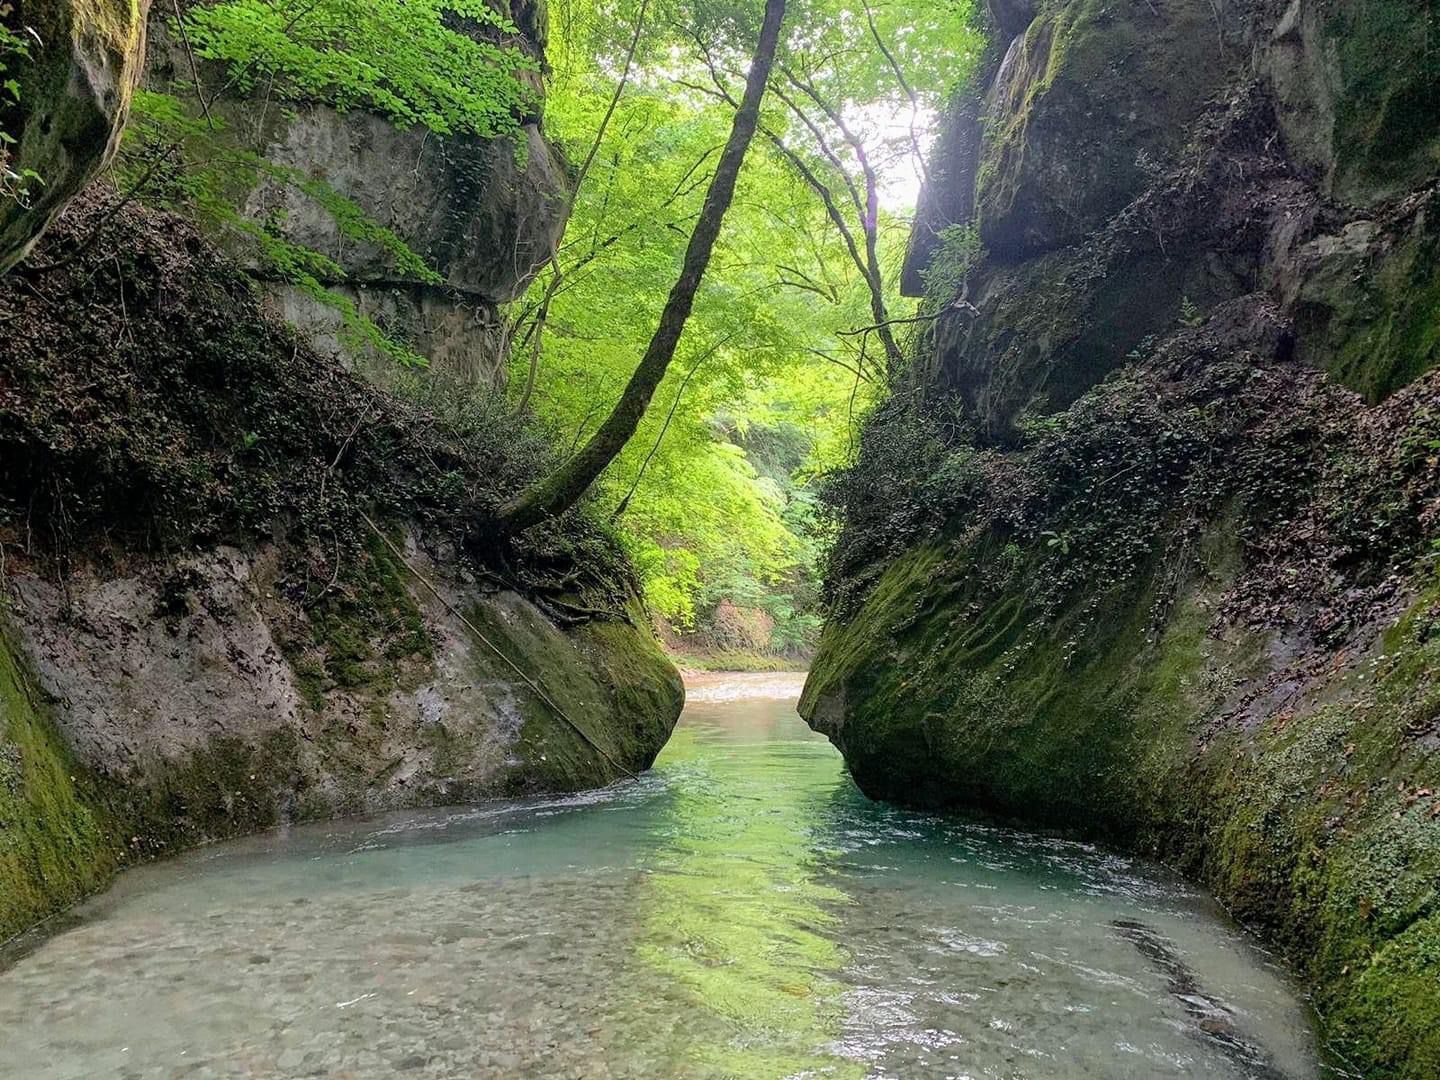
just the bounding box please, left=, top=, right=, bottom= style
left=0, top=674, right=1319, bottom=1079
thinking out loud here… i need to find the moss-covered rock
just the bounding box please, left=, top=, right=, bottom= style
left=0, top=196, right=682, bottom=943
left=0, top=539, right=684, bottom=947
left=917, top=1, right=1439, bottom=437
left=1286, top=189, right=1440, bottom=402
left=833, top=0, right=1440, bottom=1074
left=1271, top=0, right=1440, bottom=207
left=140, top=0, right=570, bottom=386
left=808, top=537, right=1440, bottom=1076
left=0, top=0, right=150, bottom=273
left=0, top=622, right=118, bottom=942
left=806, top=312, right=1440, bottom=1074
left=975, top=0, right=1241, bottom=259
left=924, top=77, right=1301, bottom=439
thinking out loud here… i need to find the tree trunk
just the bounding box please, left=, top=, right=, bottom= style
left=496, top=0, right=788, bottom=533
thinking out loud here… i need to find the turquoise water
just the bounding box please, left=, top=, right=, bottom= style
left=0, top=673, right=1321, bottom=1079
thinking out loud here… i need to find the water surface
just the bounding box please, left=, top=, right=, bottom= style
left=0, top=673, right=1321, bottom=1078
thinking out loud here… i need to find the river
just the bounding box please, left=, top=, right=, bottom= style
left=0, top=672, right=1322, bottom=1079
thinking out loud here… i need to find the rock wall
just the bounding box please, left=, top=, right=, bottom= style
left=808, top=1, right=1440, bottom=1076
left=3, top=0, right=569, bottom=382
left=903, top=0, right=1439, bottom=439
left=242, top=111, right=568, bottom=386
left=1, top=539, right=680, bottom=941
left=0, top=196, right=681, bottom=942
left=0, top=0, right=151, bottom=273
left=142, top=0, right=570, bottom=387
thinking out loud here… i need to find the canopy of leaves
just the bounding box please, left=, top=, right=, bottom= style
left=514, top=0, right=981, bottom=654
left=116, top=0, right=982, bottom=658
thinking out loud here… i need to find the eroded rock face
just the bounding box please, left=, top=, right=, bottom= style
left=987, top=0, right=1039, bottom=39
left=8, top=536, right=679, bottom=809
left=812, top=1, right=1440, bottom=1074
left=0, top=539, right=681, bottom=939
left=0, top=196, right=681, bottom=941
left=977, top=0, right=1241, bottom=259
left=142, top=0, right=570, bottom=386
left=1269, top=0, right=1440, bottom=207
left=909, top=0, right=1440, bottom=438
left=236, top=109, right=569, bottom=385
left=0, top=0, right=150, bottom=273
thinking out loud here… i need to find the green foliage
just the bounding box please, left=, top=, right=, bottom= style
left=121, top=0, right=978, bottom=660
left=919, top=222, right=980, bottom=306
left=185, top=0, right=538, bottom=139
left=511, top=0, right=983, bottom=654
left=0, top=6, right=42, bottom=206
left=1178, top=294, right=1204, bottom=327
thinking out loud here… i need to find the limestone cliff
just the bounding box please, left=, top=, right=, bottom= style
left=0, top=196, right=682, bottom=942
left=807, top=1, right=1440, bottom=1075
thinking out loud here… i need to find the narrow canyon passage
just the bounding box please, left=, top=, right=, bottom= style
left=1, top=676, right=1321, bottom=1079
left=2, top=0, right=1437, bottom=1074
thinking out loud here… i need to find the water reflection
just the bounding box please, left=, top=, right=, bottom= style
left=0, top=672, right=1322, bottom=1080
left=634, top=698, right=864, bottom=1078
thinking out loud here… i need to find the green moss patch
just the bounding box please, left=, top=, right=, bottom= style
left=463, top=589, right=682, bottom=794
left=0, top=625, right=118, bottom=943
left=809, top=294, right=1440, bottom=1075
left=1327, top=0, right=1440, bottom=203
left=277, top=533, right=433, bottom=711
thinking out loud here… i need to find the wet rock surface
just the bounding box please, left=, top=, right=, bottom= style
left=809, top=0, right=1440, bottom=1075
left=0, top=196, right=681, bottom=941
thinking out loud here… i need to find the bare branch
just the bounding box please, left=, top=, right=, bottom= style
left=838, top=297, right=978, bottom=338
left=861, top=0, right=929, bottom=190
left=512, top=0, right=651, bottom=413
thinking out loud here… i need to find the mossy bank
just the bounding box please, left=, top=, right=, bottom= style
left=0, top=197, right=683, bottom=943
left=808, top=0, right=1440, bottom=1076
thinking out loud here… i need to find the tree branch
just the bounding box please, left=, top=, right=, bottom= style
left=497, top=0, right=788, bottom=532
left=511, top=0, right=651, bottom=412
left=861, top=0, right=929, bottom=190
left=611, top=333, right=733, bottom=520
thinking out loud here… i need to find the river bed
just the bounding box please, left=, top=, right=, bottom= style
left=0, top=672, right=1323, bottom=1078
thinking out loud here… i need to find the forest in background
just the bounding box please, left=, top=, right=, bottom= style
left=85, top=0, right=984, bottom=666
left=522, top=0, right=981, bottom=663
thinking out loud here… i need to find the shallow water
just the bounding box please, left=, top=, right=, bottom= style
left=0, top=672, right=1322, bottom=1079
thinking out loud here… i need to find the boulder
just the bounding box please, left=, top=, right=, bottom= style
left=1269, top=0, right=1440, bottom=207
left=142, top=0, right=571, bottom=386
left=975, top=0, right=1241, bottom=259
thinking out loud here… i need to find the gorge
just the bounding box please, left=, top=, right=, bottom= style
left=1, top=0, right=1438, bottom=1077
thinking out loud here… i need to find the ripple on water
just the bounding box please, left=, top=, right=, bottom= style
left=0, top=674, right=1322, bottom=1079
